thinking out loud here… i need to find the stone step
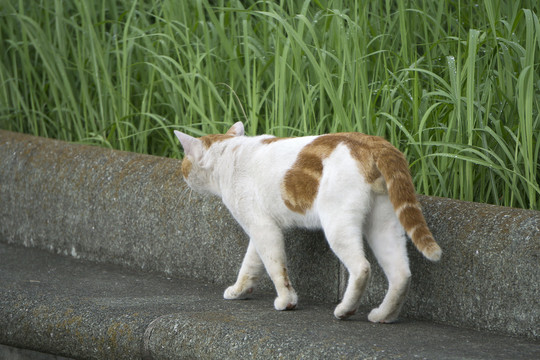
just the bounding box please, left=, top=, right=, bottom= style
left=0, top=130, right=538, bottom=339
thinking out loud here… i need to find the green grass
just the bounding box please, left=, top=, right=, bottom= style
left=1, top=0, right=539, bottom=210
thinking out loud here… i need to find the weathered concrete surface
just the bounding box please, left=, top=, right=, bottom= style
left=0, top=343, right=73, bottom=360
left=0, top=130, right=338, bottom=303
left=1, top=243, right=538, bottom=360
left=0, top=130, right=539, bottom=339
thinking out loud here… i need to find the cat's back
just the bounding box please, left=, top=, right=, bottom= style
left=223, top=131, right=393, bottom=226
left=240, top=132, right=387, bottom=174
left=237, top=134, right=319, bottom=170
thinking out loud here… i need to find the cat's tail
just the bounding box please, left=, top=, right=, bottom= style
left=375, top=147, right=442, bottom=262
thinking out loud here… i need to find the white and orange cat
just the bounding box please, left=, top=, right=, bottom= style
left=174, top=122, right=441, bottom=323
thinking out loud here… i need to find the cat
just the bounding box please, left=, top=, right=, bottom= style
left=174, top=122, right=441, bottom=323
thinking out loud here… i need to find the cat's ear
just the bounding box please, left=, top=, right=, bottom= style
left=174, top=130, right=203, bottom=159
left=225, top=122, right=244, bottom=137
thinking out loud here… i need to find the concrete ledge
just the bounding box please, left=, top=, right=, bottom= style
left=0, top=130, right=538, bottom=339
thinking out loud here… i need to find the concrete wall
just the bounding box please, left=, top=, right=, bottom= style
left=1, top=130, right=538, bottom=339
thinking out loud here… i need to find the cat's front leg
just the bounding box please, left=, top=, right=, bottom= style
left=224, top=241, right=264, bottom=300
left=270, top=267, right=298, bottom=311
left=249, top=224, right=298, bottom=311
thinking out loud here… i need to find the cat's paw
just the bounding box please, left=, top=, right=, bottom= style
left=334, top=303, right=357, bottom=320
left=274, top=292, right=298, bottom=311
left=223, top=285, right=252, bottom=300
left=367, top=308, right=397, bottom=323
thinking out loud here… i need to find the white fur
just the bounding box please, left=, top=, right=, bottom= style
left=175, top=123, right=412, bottom=322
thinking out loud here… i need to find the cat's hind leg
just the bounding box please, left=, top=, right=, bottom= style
left=317, top=150, right=373, bottom=320
left=318, top=198, right=371, bottom=319
left=365, top=194, right=411, bottom=323
left=224, top=241, right=264, bottom=300
left=324, top=222, right=371, bottom=320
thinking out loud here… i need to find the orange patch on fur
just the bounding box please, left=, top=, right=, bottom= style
left=282, top=168, right=321, bottom=213
left=261, top=137, right=291, bottom=144
left=200, top=134, right=233, bottom=149
left=281, top=267, right=292, bottom=289
left=181, top=158, right=192, bottom=178
left=281, top=138, right=328, bottom=213
left=398, top=206, right=425, bottom=230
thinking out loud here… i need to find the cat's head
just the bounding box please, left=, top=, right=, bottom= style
left=174, top=122, right=244, bottom=193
